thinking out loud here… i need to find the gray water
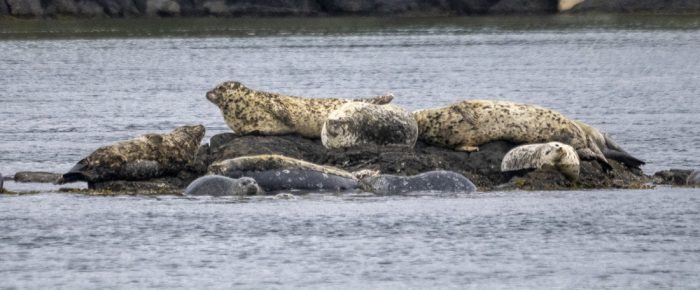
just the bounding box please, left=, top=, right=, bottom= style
left=1, top=16, right=700, bottom=288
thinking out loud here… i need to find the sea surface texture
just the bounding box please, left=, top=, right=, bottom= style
left=0, top=16, right=699, bottom=288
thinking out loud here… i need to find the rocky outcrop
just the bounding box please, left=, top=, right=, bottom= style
left=6, top=0, right=43, bottom=16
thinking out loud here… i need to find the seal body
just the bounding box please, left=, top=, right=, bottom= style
left=414, top=100, right=609, bottom=167
left=206, top=81, right=393, bottom=138
left=208, top=154, right=359, bottom=192
left=58, top=125, right=205, bottom=184
left=688, top=170, right=700, bottom=186
left=184, top=175, right=261, bottom=196
left=321, top=102, right=418, bottom=149
left=573, top=120, right=645, bottom=168
left=361, top=170, right=476, bottom=195
left=501, top=142, right=580, bottom=180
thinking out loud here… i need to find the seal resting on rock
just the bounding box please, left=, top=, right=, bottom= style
left=206, top=81, right=393, bottom=138
left=501, top=142, right=581, bottom=181
left=208, top=154, right=360, bottom=192
left=321, top=102, right=418, bottom=149
left=361, top=170, right=476, bottom=195
left=57, top=125, right=205, bottom=184
left=413, top=100, right=638, bottom=169
left=184, top=175, right=261, bottom=196
left=572, top=120, right=645, bottom=168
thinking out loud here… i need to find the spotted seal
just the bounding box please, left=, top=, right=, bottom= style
left=414, top=100, right=616, bottom=168
left=184, top=175, right=261, bottom=196
left=361, top=170, right=476, bottom=195
left=57, top=125, right=205, bottom=184
left=208, top=154, right=359, bottom=192
left=501, top=142, right=581, bottom=180
left=321, top=102, right=418, bottom=149
left=206, top=81, right=393, bottom=138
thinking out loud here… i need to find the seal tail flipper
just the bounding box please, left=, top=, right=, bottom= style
left=576, top=148, right=613, bottom=171
left=55, top=163, right=88, bottom=184
left=603, top=148, right=646, bottom=169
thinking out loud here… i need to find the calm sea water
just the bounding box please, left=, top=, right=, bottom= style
left=1, top=16, right=699, bottom=288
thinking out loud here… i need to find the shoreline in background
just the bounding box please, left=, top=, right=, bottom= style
left=1, top=0, right=700, bottom=20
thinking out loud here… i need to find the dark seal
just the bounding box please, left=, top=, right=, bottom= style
left=184, top=175, right=261, bottom=196
left=361, top=170, right=476, bottom=195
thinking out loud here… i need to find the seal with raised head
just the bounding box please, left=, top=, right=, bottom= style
left=206, top=81, right=393, bottom=138
left=361, top=170, right=476, bottom=195
left=501, top=142, right=580, bottom=180
left=58, top=125, right=206, bottom=184
left=208, top=154, right=359, bottom=192
left=184, top=175, right=261, bottom=196
left=414, top=100, right=613, bottom=168
left=321, top=102, right=418, bottom=149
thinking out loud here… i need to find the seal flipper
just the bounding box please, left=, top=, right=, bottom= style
left=603, top=149, right=645, bottom=169
left=576, top=148, right=613, bottom=171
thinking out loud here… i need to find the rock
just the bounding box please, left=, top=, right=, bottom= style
left=653, top=169, right=692, bottom=186
left=1, top=0, right=11, bottom=15
left=98, top=0, right=140, bottom=16
left=322, top=103, right=418, bottom=150
left=76, top=0, right=106, bottom=17
left=687, top=170, right=700, bottom=186
left=201, top=0, right=228, bottom=15
left=6, top=0, right=43, bottom=16
left=45, top=0, right=79, bottom=15
left=225, top=0, right=321, bottom=16
left=90, top=178, right=183, bottom=194
left=145, top=0, right=180, bottom=16
left=14, top=171, right=62, bottom=183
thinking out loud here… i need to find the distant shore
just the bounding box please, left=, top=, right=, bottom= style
left=1, top=0, right=699, bottom=19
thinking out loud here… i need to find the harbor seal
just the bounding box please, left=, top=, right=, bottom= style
left=572, top=120, right=645, bottom=168
left=501, top=142, right=581, bottom=180
left=184, top=175, right=261, bottom=196
left=414, top=100, right=612, bottom=169
left=206, top=81, right=393, bottom=138
left=321, top=102, right=418, bottom=149
left=361, top=170, right=476, bottom=195
left=208, top=154, right=360, bottom=192
left=58, top=125, right=205, bottom=184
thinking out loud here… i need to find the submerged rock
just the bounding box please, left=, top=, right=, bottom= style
left=14, top=171, right=62, bottom=183
left=653, top=169, right=693, bottom=186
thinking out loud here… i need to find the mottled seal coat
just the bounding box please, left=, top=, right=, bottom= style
left=501, top=142, right=581, bottom=180
left=688, top=170, right=700, bottom=186
left=58, top=125, right=205, bottom=184
left=184, top=175, right=261, bottom=196
left=361, top=170, right=476, bottom=195
left=321, top=102, right=418, bottom=149
left=206, top=81, right=393, bottom=138
left=208, top=154, right=359, bottom=192
left=414, top=100, right=612, bottom=168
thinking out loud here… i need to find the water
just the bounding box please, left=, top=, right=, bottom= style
left=1, top=16, right=700, bottom=288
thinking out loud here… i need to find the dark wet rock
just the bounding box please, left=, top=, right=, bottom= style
left=76, top=0, right=107, bottom=16
left=653, top=169, right=693, bottom=186
left=202, top=134, right=648, bottom=190
left=489, top=0, right=557, bottom=14
left=14, top=171, right=62, bottom=183
left=569, top=0, right=700, bottom=13
left=6, top=0, right=43, bottom=16
left=142, top=0, right=181, bottom=16
left=44, top=0, right=79, bottom=15
left=90, top=177, right=183, bottom=194
left=0, top=0, right=11, bottom=15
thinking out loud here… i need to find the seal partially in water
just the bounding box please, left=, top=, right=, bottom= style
left=501, top=142, right=581, bottom=180
left=321, top=102, right=418, bottom=149
left=414, top=100, right=629, bottom=169
left=206, top=81, right=393, bottom=138
left=184, top=175, right=261, bottom=196
left=361, top=170, right=476, bottom=195
left=58, top=125, right=205, bottom=184
left=208, top=154, right=359, bottom=192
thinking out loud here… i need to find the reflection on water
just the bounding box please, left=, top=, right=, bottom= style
left=1, top=16, right=699, bottom=288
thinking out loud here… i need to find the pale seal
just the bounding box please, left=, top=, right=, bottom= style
left=206, top=81, right=393, bottom=138
left=501, top=142, right=581, bottom=180
left=414, top=100, right=628, bottom=169
left=58, top=125, right=205, bottom=184
left=321, top=102, right=418, bottom=149
left=184, top=175, right=261, bottom=196
left=361, top=170, right=476, bottom=195
left=688, top=170, right=700, bottom=186
left=208, top=154, right=360, bottom=192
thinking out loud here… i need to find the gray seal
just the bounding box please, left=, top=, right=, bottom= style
left=184, top=175, right=261, bottom=196
left=361, top=170, right=476, bottom=195
left=688, top=170, right=700, bottom=186
left=208, top=154, right=360, bottom=192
